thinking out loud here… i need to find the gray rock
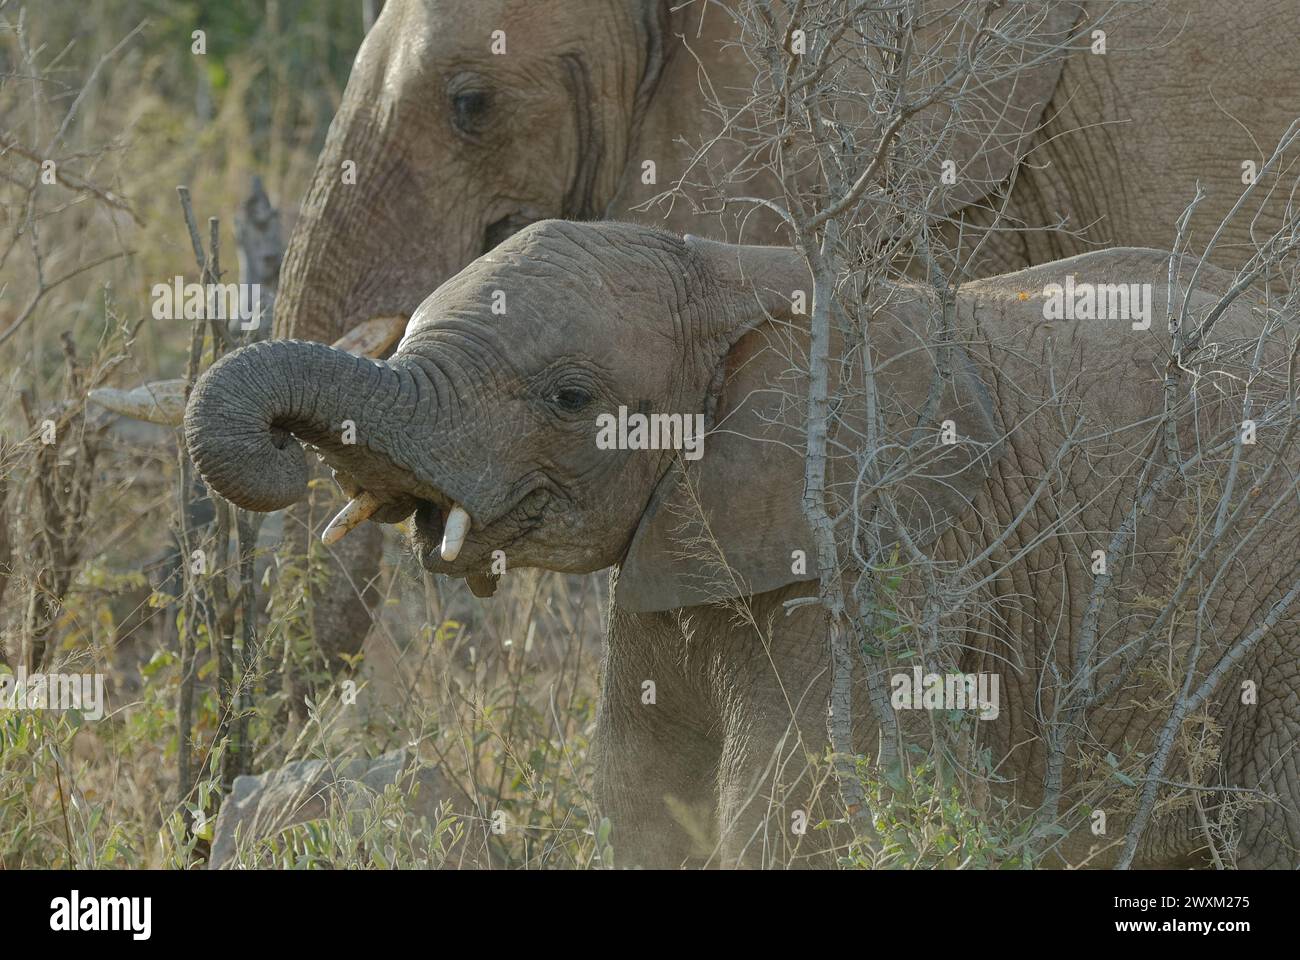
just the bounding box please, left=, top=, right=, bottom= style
left=209, top=748, right=450, bottom=868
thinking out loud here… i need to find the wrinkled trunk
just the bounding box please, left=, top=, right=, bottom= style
left=184, top=339, right=417, bottom=512
left=273, top=30, right=474, bottom=345
left=274, top=131, right=443, bottom=343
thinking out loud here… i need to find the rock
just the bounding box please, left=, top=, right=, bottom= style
left=208, top=748, right=451, bottom=868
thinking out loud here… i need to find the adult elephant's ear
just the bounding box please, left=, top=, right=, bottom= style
left=617, top=237, right=1003, bottom=614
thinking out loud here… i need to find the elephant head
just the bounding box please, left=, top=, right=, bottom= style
left=275, top=0, right=669, bottom=346
left=275, top=0, right=1077, bottom=350
left=186, top=221, right=1001, bottom=604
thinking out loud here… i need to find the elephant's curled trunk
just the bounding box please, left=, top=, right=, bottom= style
left=184, top=339, right=407, bottom=512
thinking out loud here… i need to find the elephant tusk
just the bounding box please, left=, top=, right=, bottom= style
left=441, top=504, right=471, bottom=562
left=88, top=378, right=188, bottom=426
left=321, top=491, right=383, bottom=545
left=331, top=315, right=408, bottom=359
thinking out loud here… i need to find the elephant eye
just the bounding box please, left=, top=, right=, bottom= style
left=551, top=386, right=593, bottom=412
left=451, top=90, right=490, bottom=134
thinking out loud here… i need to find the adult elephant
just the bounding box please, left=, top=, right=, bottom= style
left=187, top=221, right=1300, bottom=868
left=276, top=0, right=1300, bottom=661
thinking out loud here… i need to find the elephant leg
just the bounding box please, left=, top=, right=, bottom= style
left=593, top=696, right=719, bottom=869
left=716, top=715, right=829, bottom=868
left=712, top=604, right=840, bottom=868
left=715, top=667, right=845, bottom=869
left=598, top=596, right=719, bottom=869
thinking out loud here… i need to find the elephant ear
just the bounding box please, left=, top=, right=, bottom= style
left=617, top=238, right=1003, bottom=614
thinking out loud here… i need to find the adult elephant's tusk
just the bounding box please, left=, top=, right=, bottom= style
left=331, top=315, right=408, bottom=359
left=441, top=504, right=471, bottom=561
left=89, top=378, right=188, bottom=426
left=321, top=491, right=383, bottom=545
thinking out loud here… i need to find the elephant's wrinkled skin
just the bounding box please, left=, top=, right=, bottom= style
left=187, top=221, right=1300, bottom=868
left=279, top=0, right=1300, bottom=345
left=275, top=0, right=1300, bottom=662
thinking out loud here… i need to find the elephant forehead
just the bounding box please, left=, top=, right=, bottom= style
left=401, top=277, right=688, bottom=401
left=409, top=263, right=610, bottom=330
left=413, top=233, right=684, bottom=325
left=395, top=0, right=620, bottom=58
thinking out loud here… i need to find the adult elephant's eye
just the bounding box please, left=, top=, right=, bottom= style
left=451, top=90, right=490, bottom=134
left=551, top=387, right=592, bottom=412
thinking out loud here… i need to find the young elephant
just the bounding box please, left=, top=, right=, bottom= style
left=185, top=221, right=1300, bottom=869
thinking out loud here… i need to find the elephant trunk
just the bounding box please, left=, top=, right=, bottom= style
left=183, top=340, right=414, bottom=512
left=273, top=22, right=469, bottom=345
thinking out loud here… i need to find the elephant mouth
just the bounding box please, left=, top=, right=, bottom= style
left=321, top=465, right=463, bottom=558
left=411, top=496, right=456, bottom=562
left=322, top=468, right=502, bottom=598
left=411, top=496, right=501, bottom=597
left=412, top=497, right=445, bottom=544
